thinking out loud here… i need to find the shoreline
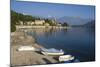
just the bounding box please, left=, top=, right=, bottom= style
left=16, top=25, right=68, bottom=29
left=11, top=32, right=59, bottom=66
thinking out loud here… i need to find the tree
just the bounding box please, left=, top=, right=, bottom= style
left=11, top=11, right=18, bottom=32
left=45, top=19, right=56, bottom=26
left=11, top=10, right=42, bottom=32
left=62, top=22, right=69, bottom=27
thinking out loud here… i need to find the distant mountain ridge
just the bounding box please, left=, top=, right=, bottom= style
left=57, top=16, right=92, bottom=25
left=83, top=20, right=95, bottom=27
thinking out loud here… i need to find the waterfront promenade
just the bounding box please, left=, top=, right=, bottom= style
left=16, top=25, right=67, bottom=29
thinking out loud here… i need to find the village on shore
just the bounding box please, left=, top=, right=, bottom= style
left=11, top=10, right=69, bottom=32
left=16, top=19, right=68, bottom=30
left=11, top=11, right=75, bottom=67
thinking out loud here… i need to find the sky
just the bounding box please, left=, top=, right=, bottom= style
left=11, top=0, right=95, bottom=20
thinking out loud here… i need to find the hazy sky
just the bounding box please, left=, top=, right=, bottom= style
left=11, top=0, right=95, bottom=19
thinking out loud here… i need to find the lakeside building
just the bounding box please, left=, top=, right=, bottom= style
left=31, top=21, right=35, bottom=25
left=57, top=23, right=62, bottom=26
left=19, top=20, right=45, bottom=26
left=19, top=21, right=24, bottom=25
left=34, top=20, right=45, bottom=25
left=18, top=18, right=60, bottom=26
left=27, top=21, right=32, bottom=25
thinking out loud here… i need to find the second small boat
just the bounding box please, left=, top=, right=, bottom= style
left=41, top=48, right=64, bottom=56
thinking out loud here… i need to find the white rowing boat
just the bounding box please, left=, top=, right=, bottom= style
left=59, top=55, right=74, bottom=62
left=41, top=48, right=64, bottom=56
left=17, top=46, right=36, bottom=51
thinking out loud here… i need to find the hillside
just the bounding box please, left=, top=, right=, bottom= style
left=83, top=20, right=95, bottom=28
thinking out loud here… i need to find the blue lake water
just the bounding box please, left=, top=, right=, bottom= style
left=26, top=27, right=95, bottom=62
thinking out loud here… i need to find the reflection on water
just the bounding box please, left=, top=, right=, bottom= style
left=18, top=27, right=95, bottom=62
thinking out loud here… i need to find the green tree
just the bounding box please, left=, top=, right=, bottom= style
left=62, top=22, right=69, bottom=27
left=45, top=19, right=56, bottom=26
left=11, top=11, right=18, bottom=32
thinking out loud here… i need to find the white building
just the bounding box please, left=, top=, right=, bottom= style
left=57, top=23, right=62, bottom=26
left=18, top=20, right=45, bottom=26
left=34, top=20, right=45, bottom=25
left=27, top=21, right=32, bottom=25
left=19, top=21, right=24, bottom=25
left=31, top=21, right=35, bottom=25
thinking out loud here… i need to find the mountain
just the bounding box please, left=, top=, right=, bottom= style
left=57, top=16, right=91, bottom=25
left=83, top=20, right=95, bottom=28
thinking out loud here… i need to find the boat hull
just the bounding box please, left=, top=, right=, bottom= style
left=41, top=52, right=64, bottom=56
left=59, top=55, right=75, bottom=62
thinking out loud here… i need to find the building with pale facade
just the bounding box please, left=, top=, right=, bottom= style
left=34, top=20, right=45, bottom=25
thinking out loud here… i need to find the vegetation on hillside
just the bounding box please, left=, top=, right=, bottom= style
left=11, top=10, right=69, bottom=32
left=11, top=10, right=41, bottom=32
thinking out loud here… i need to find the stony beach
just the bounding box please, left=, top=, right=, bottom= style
left=11, top=32, right=59, bottom=67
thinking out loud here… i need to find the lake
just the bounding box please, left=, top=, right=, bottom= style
left=26, top=27, right=95, bottom=62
